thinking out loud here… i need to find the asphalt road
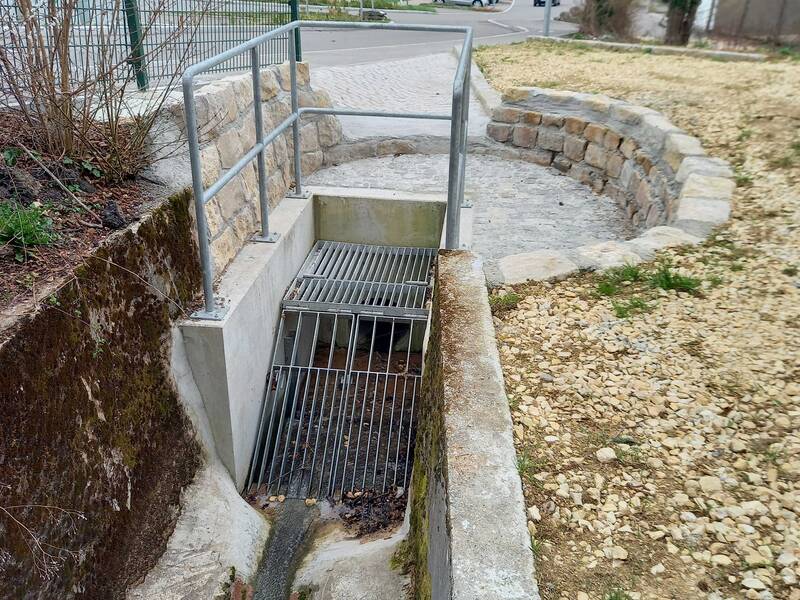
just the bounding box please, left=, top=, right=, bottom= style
left=301, top=0, right=580, bottom=66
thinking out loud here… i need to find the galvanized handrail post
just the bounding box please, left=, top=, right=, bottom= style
left=288, top=28, right=305, bottom=198
left=182, top=75, right=217, bottom=316
left=457, top=52, right=471, bottom=211
left=445, top=86, right=463, bottom=251
left=251, top=46, right=280, bottom=243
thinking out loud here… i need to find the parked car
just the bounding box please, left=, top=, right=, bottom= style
left=431, top=0, right=498, bottom=7
left=533, top=0, right=560, bottom=5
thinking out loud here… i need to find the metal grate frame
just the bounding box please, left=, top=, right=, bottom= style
left=248, top=241, right=435, bottom=500
left=284, top=241, right=436, bottom=318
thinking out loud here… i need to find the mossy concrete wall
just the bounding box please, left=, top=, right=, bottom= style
left=0, top=192, right=202, bottom=599
left=408, top=251, right=539, bottom=600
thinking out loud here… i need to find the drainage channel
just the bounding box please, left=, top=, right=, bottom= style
left=248, top=240, right=436, bottom=501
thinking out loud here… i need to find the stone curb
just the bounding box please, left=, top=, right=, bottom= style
left=527, top=35, right=766, bottom=62
left=412, top=250, right=540, bottom=600
left=486, top=86, right=735, bottom=285
left=450, top=45, right=503, bottom=114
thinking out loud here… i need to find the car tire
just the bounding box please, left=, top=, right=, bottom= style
left=472, top=0, right=483, bottom=5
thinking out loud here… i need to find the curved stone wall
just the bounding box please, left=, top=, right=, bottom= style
left=485, top=87, right=735, bottom=281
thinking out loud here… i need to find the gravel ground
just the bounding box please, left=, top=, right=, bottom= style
left=477, top=41, right=800, bottom=600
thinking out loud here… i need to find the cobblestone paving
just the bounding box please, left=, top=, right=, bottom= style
left=308, top=153, right=634, bottom=267
left=312, top=53, right=489, bottom=140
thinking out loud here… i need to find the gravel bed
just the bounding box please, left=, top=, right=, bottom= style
left=478, top=40, right=800, bottom=600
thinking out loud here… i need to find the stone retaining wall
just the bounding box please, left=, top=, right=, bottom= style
left=486, top=87, right=736, bottom=282
left=165, top=64, right=342, bottom=275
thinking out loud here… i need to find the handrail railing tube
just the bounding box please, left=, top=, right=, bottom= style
left=182, top=20, right=472, bottom=320
left=288, top=28, right=304, bottom=198
left=251, top=45, right=271, bottom=240
left=182, top=75, right=216, bottom=314
left=300, top=107, right=452, bottom=121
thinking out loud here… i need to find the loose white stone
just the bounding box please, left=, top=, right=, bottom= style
left=741, top=578, right=766, bottom=590
left=596, top=447, right=617, bottom=463
left=528, top=505, right=542, bottom=522
left=699, top=476, right=722, bottom=493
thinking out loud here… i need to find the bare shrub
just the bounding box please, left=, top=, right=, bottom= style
left=578, top=0, right=636, bottom=40
left=0, top=0, right=210, bottom=181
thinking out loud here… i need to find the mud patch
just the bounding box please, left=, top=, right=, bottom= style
left=341, top=488, right=407, bottom=537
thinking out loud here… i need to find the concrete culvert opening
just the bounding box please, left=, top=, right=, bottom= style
left=244, top=240, right=436, bottom=599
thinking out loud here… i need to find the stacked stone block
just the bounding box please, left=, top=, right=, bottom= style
left=168, top=63, right=343, bottom=275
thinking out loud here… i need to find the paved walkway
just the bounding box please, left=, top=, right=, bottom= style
left=312, top=53, right=489, bottom=139
left=308, top=153, right=633, bottom=274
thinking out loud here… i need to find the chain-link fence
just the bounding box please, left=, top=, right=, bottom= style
left=0, top=0, right=296, bottom=90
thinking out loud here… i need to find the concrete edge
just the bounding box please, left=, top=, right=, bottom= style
left=450, top=45, right=503, bottom=114
left=526, top=35, right=767, bottom=62
left=494, top=226, right=703, bottom=286
left=304, top=185, right=445, bottom=205
left=439, top=250, right=539, bottom=600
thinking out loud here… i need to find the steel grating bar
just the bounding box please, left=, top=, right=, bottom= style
left=247, top=241, right=434, bottom=500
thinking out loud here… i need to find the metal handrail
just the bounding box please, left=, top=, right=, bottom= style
left=182, top=20, right=472, bottom=319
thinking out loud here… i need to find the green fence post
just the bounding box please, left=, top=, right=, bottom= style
left=123, top=0, right=149, bottom=91
left=290, top=0, right=302, bottom=61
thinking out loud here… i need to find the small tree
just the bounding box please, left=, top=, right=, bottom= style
left=0, top=0, right=212, bottom=181
left=665, top=0, right=702, bottom=45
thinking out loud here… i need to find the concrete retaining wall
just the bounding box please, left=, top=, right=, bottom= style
left=408, top=251, right=539, bottom=600
left=485, top=87, right=735, bottom=283
left=181, top=188, right=447, bottom=489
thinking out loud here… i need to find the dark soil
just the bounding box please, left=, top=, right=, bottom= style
left=0, top=111, right=149, bottom=320
left=340, top=488, right=407, bottom=537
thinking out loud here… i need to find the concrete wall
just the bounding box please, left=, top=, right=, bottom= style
left=181, top=188, right=447, bottom=489
left=408, top=251, right=539, bottom=600
left=713, top=0, right=800, bottom=41
left=0, top=192, right=202, bottom=599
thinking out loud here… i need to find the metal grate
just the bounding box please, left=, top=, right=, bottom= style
left=248, top=241, right=435, bottom=500
left=284, top=241, right=436, bottom=318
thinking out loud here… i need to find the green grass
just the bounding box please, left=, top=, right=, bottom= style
left=603, top=590, right=633, bottom=600
left=614, top=445, right=644, bottom=466
left=734, top=167, right=754, bottom=187
left=516, top=449, right=544, bottom=483
left=596, top=264, right=644, bottom=297
left=611, top=297, right=649, bottom=319
left=771, top=154, right=796, bottom=169
left=530, top=536, right=543, bottom=557
left=489, top=291, right=521, bottom=313
left=782, top=265, right=798, bottom=276
left=608, top=263, right=644, bottom=283
left=596, top=280, right=619, bottom=296
left=0, top=201, right=56, bottom=260
left=309, top=0, right=436, bottom=10
left=648, top=263, right=701, bottom=293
